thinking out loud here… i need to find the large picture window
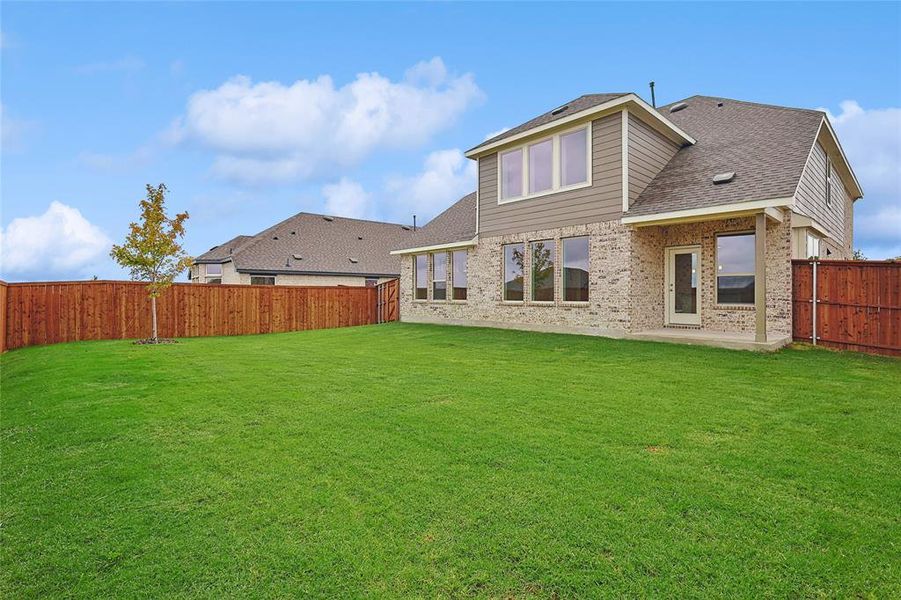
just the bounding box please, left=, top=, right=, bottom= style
left=503, top=243, right=525, bottom=302
left=452, top=250, right=468, bottom=300
left=432, top=253, right=447, bottom=300
left=500, top=148, right=523, bottom=200
left=498, top=125, right=590, bottom=203
left=562, top=236, right=589, bottom=302
left=560, top=128, right=589, bottom=187
left=414, top=255, right=427, bottom=300
left=716, top=233, right=755, bottom=305
left=531, top=240, right=556, bottom=302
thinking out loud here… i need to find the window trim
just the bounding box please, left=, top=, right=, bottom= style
left=451, top=250, right=468, bottom=302
left=497, top=122, right=592, bottom=205
left=413, top=254, right=428, bottom=302
left=715, top=230, right=756, bottom=306
left=431, top=252, right=448, bottom=302
left=529, top=239, right=556, bottom=303
left=561, top=235, right=590, bottom=304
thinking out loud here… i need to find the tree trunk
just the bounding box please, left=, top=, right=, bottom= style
left=151, top=295, right=158, bottom=342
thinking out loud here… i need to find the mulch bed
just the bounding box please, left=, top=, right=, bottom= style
left=133, top=338, right=179, bottom=345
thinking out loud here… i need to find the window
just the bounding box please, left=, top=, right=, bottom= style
left=452, top=250, right=468, bottom=300
left=562, top=236, right=589, bottom=302
left=825, top=158, right=833, bottom=207
left=716, top=232, right=755, bottom=305
left=531, top=240, right=556, bottom=302
left=560, top=128, right=589, bottom=187
left=206, top=278, right=222, bottom=285
left=365, top=278, right=378, bottom=287
left=498, top=125, right=590, bottom=202
left=432, top=253, right=447, bottom=300
left=206, top=263, right=222, bottom=276
left=806, top=233, right=821, bottom=259
left=250, top=276, right=275, bottom=285
left=528, top=139, right=553, bottom=194
left=414, top=255, right=427, bottom=300
left=500, top=148, right=523, bottom=200
left=503, top=243, right=524, bottom=301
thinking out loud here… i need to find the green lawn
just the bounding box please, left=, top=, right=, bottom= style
left=2, top=324, right=899, bottom=598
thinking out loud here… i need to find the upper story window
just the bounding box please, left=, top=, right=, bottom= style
left=499, top=124, right=591, bottom=203
left=825, top=158, right=833, bottom=207
left=206, top=263, right=222, bottom=277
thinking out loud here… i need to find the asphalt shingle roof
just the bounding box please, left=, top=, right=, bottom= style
left=196, top=213, right=415, bottom=276
left=398, top=192, right=477, bottom=250
left=628, top=95, right=825, bottom=216
left=467, top=93, right=629, bottom=154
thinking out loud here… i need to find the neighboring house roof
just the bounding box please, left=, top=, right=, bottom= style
left=392, top=192, right=478, bottom=253
left=195, top=213, right=415, bottom=277
left=195, top=235, right=255, bottom=263
left=627, top=96, right=827, bottom=217
left=468, top=93, right=629, bottom=154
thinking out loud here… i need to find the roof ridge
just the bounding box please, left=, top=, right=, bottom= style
left=662, top=94, right=825, bottom=116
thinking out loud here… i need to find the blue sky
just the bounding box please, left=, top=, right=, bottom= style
left=2, top=2, right=899, bottom=281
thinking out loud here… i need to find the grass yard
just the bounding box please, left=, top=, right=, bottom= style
left=2, top=323, right=900, bottom=598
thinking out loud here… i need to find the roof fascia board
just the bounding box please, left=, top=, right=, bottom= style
left=465, top=94, right=695, bottom=159
left=818, top=116, right=864, bottom=199
left=236, top=268, right=400, bottom=278
left=621, top=197, right=793, bottom=226
left=390, top=237, right=478, bottom=255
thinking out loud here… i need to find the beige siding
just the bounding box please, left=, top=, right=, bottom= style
left=794, top=140, right=850, bottom=249
left=478, top=113, right=623, bottom=236
left=628, top=113, right=680, bottom=205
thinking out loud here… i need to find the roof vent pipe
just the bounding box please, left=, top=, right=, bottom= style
left=413, top=215, right=417, bottom=232
left=649, top=81, right=656, bottom=108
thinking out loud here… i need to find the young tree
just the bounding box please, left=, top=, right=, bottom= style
left=110, top=184, right=191, bottom=343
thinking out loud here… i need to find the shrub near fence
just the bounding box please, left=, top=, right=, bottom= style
left=0, top=279, right=399, bottom=352
left=792, top=260, right=900, bottom=356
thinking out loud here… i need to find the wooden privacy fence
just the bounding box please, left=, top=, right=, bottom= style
left=0, top=279, right=400, bottom=352
left=792, top=260, right=900, bottom=356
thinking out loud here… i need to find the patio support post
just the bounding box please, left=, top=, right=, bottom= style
left=755, top=212, right=767, bottom=343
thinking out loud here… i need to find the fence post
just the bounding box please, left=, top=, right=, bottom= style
left=0, top=281, right=7, bottom=353
left=811, top=260, right=817, bottom=345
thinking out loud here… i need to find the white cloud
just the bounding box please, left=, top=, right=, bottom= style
left=0, top=202, right=111, bottom=280
left=1, top=104, right=37, bottom=152
left=384, top=148, right=477, bottom=222
left=484, top=126, right=511, bottom=141
left=322, top=178, right=373, bottom=220
left=171, top=57, right=483, bottom=184
left=73, top=55, right=145, bottom=75
left=820, top=101, right=901, bottom=259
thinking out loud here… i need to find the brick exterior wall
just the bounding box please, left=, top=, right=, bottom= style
left=400, top=215, right=794, bottom=338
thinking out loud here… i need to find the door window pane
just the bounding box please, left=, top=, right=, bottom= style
left=414, top=255, right=427, bottom=300
left=503, top=243, right=524, bottom=301
left=501, top=148, right=523, bottom=199
left=562, top=236, right=589, bottom=301
left=673, top=253, right=698, bottom=314
left=531, top=240, right=556, bottom=301
left=452, top=250, right=467, bottom=300
left=432, top=252, right=447, bottom=300
left=528, top=139, right=553, bottom=194
left=560, top=128, right=588, bottom=187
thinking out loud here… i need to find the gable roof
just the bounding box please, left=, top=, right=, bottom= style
left=465, top=93, right=695, bottom=158
left=391, top=192, right=477, bottom=253
left=627, top=95, right=829, bottom=217
left=195, top=213, right=415, bottom=277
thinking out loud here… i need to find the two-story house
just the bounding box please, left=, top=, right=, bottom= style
left=391, top=94, right=862, bottom=350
